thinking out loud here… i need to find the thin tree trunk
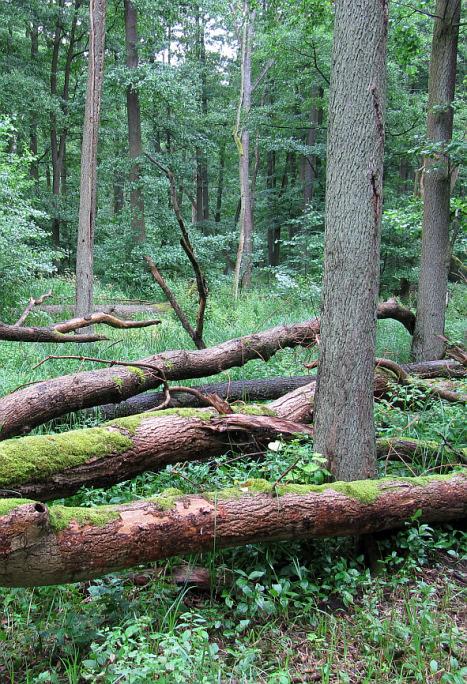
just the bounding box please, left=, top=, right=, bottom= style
left=314, top=0, right=388, bottom=480
left=75, top=0, right=107, bottom=320
left=267, top=150, right=281, bottom=266
left=233, top=0, right=255, bottom=296
left=195, top=8, right=209, bottom=225
left=124, top=0, right=146, bottom=242
left=1, top=474, right=465, bottom=586
left=29, top=23, right=39, bottom=184
left=215, top=140, right=226, bottom=222
left=303, top=85, right=323, bottom=207
left=411, top=0, right=461, bottom=361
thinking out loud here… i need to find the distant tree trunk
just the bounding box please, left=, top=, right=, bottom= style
left=29, top=23, right=39, bottom=184
left=195, top=9, right=209, bottom=226
left=75, top=0, right=107, bottom=320
left=124, top=0, right=145, bottom=242
left=303, top=85, right=323, bottom=207
left=313, top=0, right=388, bottom=481
left=267, top=149, right=280, bottom=266
left=411, top=0, right=460, bottom=361
left=233, top=0, right=255, bottom=297
left=215, top=140, right=226, bottom=223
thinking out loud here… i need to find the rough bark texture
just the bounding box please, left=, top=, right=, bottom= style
left=75, top=0, right=107, bottom=320
left=94, top=359, right=464, bottom=420
left=412, top=0, right=460, bottom=361
left=124, top=0, right=146, bottom=242
left=233, top=0, right=255, bottom=295
left=1, top=474, right=465, bottom=586
left=0, top=411, right=312, bottom=501
left=0, top=300, right=416, bottom=440
left=314, top=0, right=388, bottom=480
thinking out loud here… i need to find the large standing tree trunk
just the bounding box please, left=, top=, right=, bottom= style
left=411, top=0, right=461, bottom=361
left=75, top=0, right=107, bottom=320
left=233, top=0, right=255, bottom=296
left=313, top=0, right=388, bottom=480
left=1, top=474, right=465, bottom=587
left=124, top=0, right=146, bottom=242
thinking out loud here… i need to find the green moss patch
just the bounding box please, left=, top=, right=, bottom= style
left=232, top=404, right=277, bottom=417
left=0, top=428, right=133, bottom=487
left=49, top=505, right=119, bottom=531
left=0, top=498, right=35, bottom=517
left=107, top=408, right=214, bottom=434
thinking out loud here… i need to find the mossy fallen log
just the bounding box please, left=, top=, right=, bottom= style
left=0, top=473, right=465, bottom=587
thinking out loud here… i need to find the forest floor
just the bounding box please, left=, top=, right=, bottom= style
left=0, top=279, right=466, bottom=683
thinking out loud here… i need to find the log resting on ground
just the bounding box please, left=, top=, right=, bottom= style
left=2, top=371, right=458, bottom=502
left=0, top=473, right=465, bottom=587
left=0, top=312, right=161, bottom=343
left=0, top=299, right=416, bottom=440
left=97, top=360, right=465, bottom=420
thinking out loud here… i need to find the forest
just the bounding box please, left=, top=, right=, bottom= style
left=0, top=0, right=466, bottom=681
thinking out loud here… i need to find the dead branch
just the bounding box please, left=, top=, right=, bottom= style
left=15, top=290, right=53, bottom=326
left=145, top=152, right=208, bottom=349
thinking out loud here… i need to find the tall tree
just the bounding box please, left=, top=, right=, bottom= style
left=195, top=6, right=210, bottom=225
left=124, top=0, right=146, bottom=242
left=233, top=0, right=255, bottom=297
left=313, top=0, right=389, bottom=480
left=75, top=0, right=107, bottom=319
left=411, top=0, right=461, bottom=361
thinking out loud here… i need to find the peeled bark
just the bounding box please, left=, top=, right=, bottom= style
left=0, top=312, right=160, bottom=343
left=0, top=299, right=416, bottom=440
left=314, top=0, right=388, bottom=480
left=1, top=474, right=465, bottom=587
left=412, top=0, right=460, bottom=361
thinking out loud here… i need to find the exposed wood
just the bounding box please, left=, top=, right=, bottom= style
left=0, top=411, right=313, bottom=501
left=15, top=291, right=53, bottom=327
left=1, top=474, right=465, bottom=586
left=0, top=299, right=419, bottom=440
left=95, top=359, right=465, bottom=420
left=0, top=313, right=160, bottom=344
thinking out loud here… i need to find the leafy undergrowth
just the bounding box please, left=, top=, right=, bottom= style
left=0, top=280, right=466, bottom=682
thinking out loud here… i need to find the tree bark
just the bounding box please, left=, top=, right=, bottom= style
left=0, top=299, right=415, bottom=440
left=124, top=0, right=146, bottom=242
left=75, top=0, right=107, bottom=321
left=0, top=411, right=313, bottom=501
left=267, top=149, right=280, bottom=266
left=314, top=0, right=388, bottom=480
left=1, top=474, right=465, bottom=587
left=303, top=85, right=323, bottom=207
left=214, top=140, right=226, bottom=223
left=95, top=358, right=465, bottom=419
left=233, top=0, right=255, bottom=296
left=411, top=0, right=461, bottom=361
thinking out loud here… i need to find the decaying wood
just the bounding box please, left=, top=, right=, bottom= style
left=0, top=312, right=161, bottom=344
left=15, top=290, right=53, bottom=326
left=0, top=410, right=313, bottom=501
left=0, top=299, right=415, bottom=440
left=2, top=368, right=453, bottom=502
left=0, top=473, right=465, bottom=586
left=145, top=153, right=209, bottom=349
left=93, top=359, right=465, bottom=421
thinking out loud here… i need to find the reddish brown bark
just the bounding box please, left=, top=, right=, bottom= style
left=1, top=474, right=465, bottom=587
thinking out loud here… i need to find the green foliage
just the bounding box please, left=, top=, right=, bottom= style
left=0, top=120, right=58, bottom=315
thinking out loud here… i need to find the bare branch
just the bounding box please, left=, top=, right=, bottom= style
left=15, top=291, right=53, bottom=326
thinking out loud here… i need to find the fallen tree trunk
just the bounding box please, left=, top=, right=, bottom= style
left=97, top=359, right=465, bottom=420
left=0, top=312, right=161, bottom=343
left=0, top=299, right=416, bottom=440
left=3, top=369, right=456, bottom=502
left=0, top=410, right=313, bottom=501
left=0, top=473, right=465, bottom=586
